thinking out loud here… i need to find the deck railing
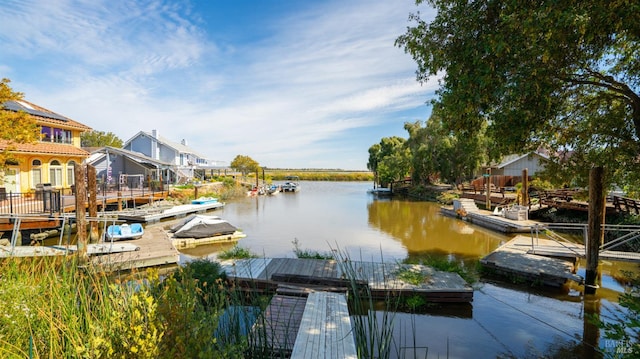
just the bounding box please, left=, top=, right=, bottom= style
left=0, top=190, right=61, bottom=215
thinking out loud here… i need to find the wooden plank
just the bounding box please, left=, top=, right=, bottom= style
left=220, top=258, right=272, bottom=279
left=291, top=292, right=357, bottom=359
left=252, top=294, right=307, bottom=355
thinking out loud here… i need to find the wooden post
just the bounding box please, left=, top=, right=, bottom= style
left=585, top=166, right=605, bottom=294
left=87, top=165, right=99, bottom=243
left=521, top=168, right=529, bottom=207
left=74, top=164, right=88, bottom=260
left=485, top=168, right=491, bottom=210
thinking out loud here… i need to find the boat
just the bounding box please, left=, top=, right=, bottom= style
left=281, top=176, right=300, bottom=192
left=168, top=214, right=246, bottom=248
left=267, top=184, right=281, bottom=195
left=367, top=187, right=392, bottom=196
left=106, top=223, right=144, bottom=240
left=192, top=197, right=218, bottom=205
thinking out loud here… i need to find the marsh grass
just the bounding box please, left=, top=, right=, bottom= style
left=217, top=245, right=259, bottom=259
left=0, top=256, right=255, bottom=358
left=292, top=239, right=334, bottom=259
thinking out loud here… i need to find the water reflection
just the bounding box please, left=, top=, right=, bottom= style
left=175, top=181, right=634, bottom=358
left=367, top=199, right=508, bottom=259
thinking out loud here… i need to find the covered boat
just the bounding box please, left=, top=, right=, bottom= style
left=169, top=215, right=240, bottom=239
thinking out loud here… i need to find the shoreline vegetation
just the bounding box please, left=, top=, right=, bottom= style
left=2, top=177, right=638, bottom=357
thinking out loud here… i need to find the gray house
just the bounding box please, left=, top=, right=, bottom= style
left=123, top=130, right=225, bottom=184
left=86, top=146, right=172, bottom=190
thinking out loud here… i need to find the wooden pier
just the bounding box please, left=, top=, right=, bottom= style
left=117, top=202, right=224, bottom=223
left=251, top=292, right=357, bottom=358
left=221, top=257, right=473, bottom=302
left=481, top=236, right=583, bottom=287
left=0, top=223, right=179, bottom=271
left=441, top=201, right=538, bottom=233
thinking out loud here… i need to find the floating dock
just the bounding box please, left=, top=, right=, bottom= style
left=117, top=202, right=224, bottom=223
left=0, top=224, right=180, bottom=272
left=480, top=236, right=583, bottom=287
left=441, top=201, right=538, bottom=233
left=220, top=257, right=473, bottom=302
left=251, top=292, right=357, bottom=358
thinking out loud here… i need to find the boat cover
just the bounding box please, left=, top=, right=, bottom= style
left=170, top=215, right=238, bottom=238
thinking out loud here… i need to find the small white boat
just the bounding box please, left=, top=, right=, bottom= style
left=106, top=223, right=144, bottom=240
left=367, top=187, right=392, bottom=196
left=192, top=197, right=218, bottom=205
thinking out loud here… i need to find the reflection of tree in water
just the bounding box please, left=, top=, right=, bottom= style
left=498, top=335, right=601, bottom=359
left=367, top=200, right=503, bottom=258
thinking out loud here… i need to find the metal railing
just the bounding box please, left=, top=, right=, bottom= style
left=0, top=190, right=61, bottom=215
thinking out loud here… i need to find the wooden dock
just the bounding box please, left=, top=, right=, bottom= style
left=290, top=292, right=356, bottom=359
left=441, top=205, right=537, bottom=233
left=481, top=236, right=583, bottom=287
left=0, top=224, right=179, bottom=271
left=88, top=225, right=179, bottom=271
left=250, top=292, right=357, bottom=358
left=117, top=202, right=224, bottom=223
left=221, top=257, right=473, bottom=302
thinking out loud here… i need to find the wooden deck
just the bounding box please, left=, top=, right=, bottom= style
left=481, top=236, right=583, bottom=287
left=0, top=224, right=179, bottom=271
left=221, top=258, right=473, bottom=302
left=441, top=206, right=537, bottom=233
left=252, top=294, right=307, bottom=356
left=88, top=225, right=179, bottom=271
left=290, top=292, right=356, bottom=359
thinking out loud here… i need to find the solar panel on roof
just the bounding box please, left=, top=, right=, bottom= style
left=2, top=101, right=69, bottom=122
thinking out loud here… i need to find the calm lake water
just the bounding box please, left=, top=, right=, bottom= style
left=180, top=181, right=633, bottom=358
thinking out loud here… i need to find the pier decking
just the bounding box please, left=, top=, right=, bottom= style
left=221, top=257, right=473, bottom=302
left=481, top=236, right=583, bottom=287
left=117, top=202, right=224, bottom=223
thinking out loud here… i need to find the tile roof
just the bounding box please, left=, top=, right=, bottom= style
left=0, top=140, right=89, bottom=157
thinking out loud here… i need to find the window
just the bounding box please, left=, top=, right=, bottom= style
left=67, top=161, right=76, bottom=185
left=49, top=160, right=62, bottom=186
left=41, top=126, right=51, bottom=142
left=32, top=159, right=42, bottom=186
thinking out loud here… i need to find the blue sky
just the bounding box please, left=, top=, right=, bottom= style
left=0, top=0, right=439, bottom=170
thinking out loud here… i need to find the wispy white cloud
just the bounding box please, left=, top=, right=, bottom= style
left=0, top=0, right=437, bottom=169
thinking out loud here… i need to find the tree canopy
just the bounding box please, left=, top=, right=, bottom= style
left=367, top=136, right=410, bottom=187
left=0, top=78, right=39, bottom=170
left=81, top=130, right=123, bottom=148
left=396, top=0, right=640, bottom=190
left=230, top=155, right=260, bottom=176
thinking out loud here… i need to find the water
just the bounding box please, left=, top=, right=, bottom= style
left=179, top=181, right=633, bottom=358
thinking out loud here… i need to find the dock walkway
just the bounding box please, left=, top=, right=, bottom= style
left=481, top=235, right=583, bottom=287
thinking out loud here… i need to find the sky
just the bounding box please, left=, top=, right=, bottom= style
left=0, top=0, right=439, bottom=170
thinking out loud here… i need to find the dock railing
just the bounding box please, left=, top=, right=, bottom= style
left=530, top=223, right=640, bottom=256
left=530, top=223, right=586, bottom=257
left=0, top=190, right=61, bottom=215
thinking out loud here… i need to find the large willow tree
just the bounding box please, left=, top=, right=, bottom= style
left=396, top=0, right=640, bottom=190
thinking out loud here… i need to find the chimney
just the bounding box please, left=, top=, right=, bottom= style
left=181, top=139, right=187, bottom=146
left=152, top=129, right=158, bottom=138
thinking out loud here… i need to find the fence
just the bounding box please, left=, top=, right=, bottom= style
left=0, top=190, right=61, bottom=215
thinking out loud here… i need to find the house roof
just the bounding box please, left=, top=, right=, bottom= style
left=2, top=100, right=92, bottom=131
left=0, top=139, right=90, bottom=157
left=124, top=130, right=206, bottom=158
left=489, top=151, right=550, bottom=169
left=88, top=146, right=173, bottom=168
